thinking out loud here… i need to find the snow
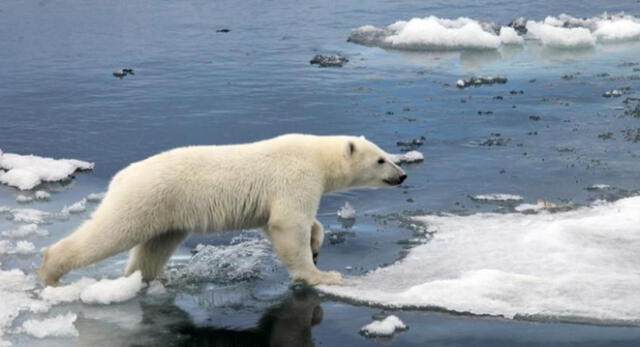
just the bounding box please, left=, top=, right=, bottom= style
left=594, top=18, right=640, bottom=42
left=348, top=16, right=505, bottom=50
left=0, top=149, right=94, bottom=190
left=41, top=278, right=97, bottom=304
left=21, top=313, right=78, bottom=338
left=471, top=193, right=523, bottom=201
left=34, top=191, right=51, bottom=200
left=360, top=315, right=407, bottom=337
left=390, top=151, right=424, bottom=164
left=80, top=271, right=144, bottom=304
left=337, top=202, right=356, bottom=219
left=526, top=21, right=596, bottom=48
left=499, top=26, right=524, bottom=45
left=2, top=224, right=48, bottom=238
left=320, top=196, right=640, bottom=323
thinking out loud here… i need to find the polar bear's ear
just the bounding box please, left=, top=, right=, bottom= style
left=347, top=141, right=356, bottom=157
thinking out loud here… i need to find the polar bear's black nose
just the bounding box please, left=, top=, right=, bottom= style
left=398, top=174, right=407, bottom=183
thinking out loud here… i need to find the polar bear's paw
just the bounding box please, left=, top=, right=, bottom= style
left=296, top=270, right=343, bottom=286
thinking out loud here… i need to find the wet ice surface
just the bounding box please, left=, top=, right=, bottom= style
left=3, top=0, right=640, bottom=345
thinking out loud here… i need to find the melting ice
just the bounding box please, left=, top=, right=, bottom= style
left=321, top=196, right=640, bottom=324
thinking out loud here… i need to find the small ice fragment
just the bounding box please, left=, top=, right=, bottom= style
left=86, top=192, right=106, bottom=202
left=514, top=203, right=545, bottom=212
left=9, top=208, right=51, bottom=224
left=337, top=202, right=356, bottom=219
left=34, top=190, right=51, bottom=200
left=602, top=90, right=623, bottom=97
left=2, top=224, right=48, bottom=238
left=21, top=313, right=79, bottom=338
left=456, top=79, right=466, bottom=88
left=587, top=184, right=611, bottom=190
left=309, top=54, right=349, bottom=67
left=360, top=315, right=407, bottom=337
left=80, top=271, right=144, bottom=304
left=472, top=194, right=523, bottom=202
left=499, top=26, right=524, bottom=45
left=41, top=277, right=98, bottom=304
left=61, top=198, right=87, bottom=214
left=0, top=240, right=36, bottom=254
left=16, top=195, right=33, bottom=203
left=456, top=76, right=508, bottom=89
left=146, top=280, right=168, bottom=296
left=390, top=150, right=424, bottom=164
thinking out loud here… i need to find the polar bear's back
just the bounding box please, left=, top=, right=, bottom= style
left=101, top=135, right=328, bottom=233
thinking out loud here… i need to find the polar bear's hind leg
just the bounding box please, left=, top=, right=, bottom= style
left=125, top=230, right=189, bottom=281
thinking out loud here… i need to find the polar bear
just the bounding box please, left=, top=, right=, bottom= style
left=39, top=134, right=407, bottom=287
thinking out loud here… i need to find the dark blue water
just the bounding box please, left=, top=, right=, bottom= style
left=3, top=0, right=640, bottom=345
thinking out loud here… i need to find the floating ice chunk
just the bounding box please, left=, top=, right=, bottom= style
left=603, top=89, right=623, bottom=97
left=526, top=21, right=596, bottom=48
left=514, top=203, right=544, bottom=212
left=0, top=240, right=36, bottom=255
left=80, top=271, right=144, bottom=304
left=146, top=280, right=168, bottom=296
left=456, top=76, right=507, bottom=88
left=349, top=16, right=502, bottom=50
left=309, top=54, right=349, bottom=67
left=337, top=202, right=356, bottom=219
left=390, top=150, right=424, bottom=164
left=41, top=277, right=97, bottom=304
left=0, top=150, right=94, bottom=190
left=320, top=196, right=640, bottom=322
left=8, top=208, right=51, bottom=224
left=471, top=194, right=523, bottom=202
left=86, top=192, right=106, bottom=203
left=166, top=236, right=277, bottom=284
left=2, top=224, right=48, bottom=238
left=587, top=184, right=611, bottom=190
left=21, top=313, right=79, bottom=338
left=61, top=198, right=87, bottom=215
left=360, top=315, right=407, bottom=337
left=15, top=195, right=33, bottom=203
left=34, top=191, right=51, bottom=200
left=593, top=18, right=640, bottom=42
left=499, top=27, right=524, bottom=45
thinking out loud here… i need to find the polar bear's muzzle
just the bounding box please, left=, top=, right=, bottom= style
left=384, top=174, right=407, bottom=186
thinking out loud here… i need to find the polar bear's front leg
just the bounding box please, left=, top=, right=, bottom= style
left=267, top=217, right=342, bottom=286
left=310, top=219, right=324, bottom=265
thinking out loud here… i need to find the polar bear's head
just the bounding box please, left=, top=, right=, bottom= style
left=342, top=137, right=407, bottom=189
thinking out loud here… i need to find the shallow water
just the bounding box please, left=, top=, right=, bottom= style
left=2, top=0, right=640, bottom=345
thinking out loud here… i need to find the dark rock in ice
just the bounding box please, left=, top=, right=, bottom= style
left=561, top=74, right=575, bottom=80
left=507, top=17, right=528, bottom=34
left=493, top=95, right=504, bottom=100
left=396, top=136, right=426, bottom=151
left=216, top=28, right=231, bottom=33
left=598, top=132, right=614, bottom=140
left=510, top=90, right=524, bottom=95
left=456, top=76, right=508, bottom=88
left=477, top=110, right=493, bottom=115
left=529, top=115, right=541, bottom=121
left=310, top=54, right=349, bottom=68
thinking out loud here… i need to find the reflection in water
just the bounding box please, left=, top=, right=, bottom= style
left=74, top=286, right=323, bottom=347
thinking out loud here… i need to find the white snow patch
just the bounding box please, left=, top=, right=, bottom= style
left=349, top=16, right=505, bottom=50
left=594, top=18, right=640, bottom=42
left=337, top=202, right=357, bottom=219
left=80, top=271, right=144, bottom=304
left=390, top=150, right=424, bottom=164
left=0, top=150, right=94, bottom=190
left=41, top=277, right=97, bottom=304
left=360, top=315, right=407, bottom=337
left=499, top=26, right=524, bottom=45
left=320, top=196, right=640, bottom=322
left=15, top=195, right=33, bottom=203
left=471, top=193, right=523, bottom=201
left=526, top=21, right=596, bottom=48
left=21, top=313, right=78, bottom=339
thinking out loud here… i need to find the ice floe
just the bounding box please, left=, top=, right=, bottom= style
left=390, top=150, right=424, bottom=164
left=337, top=202, right=356, bottom=219
left=21, top=313, right=78, bottom=338
left=0, top=149, right=93, bottom=190
left=40, top=278, right=98, bottom=304
left=61, top=198, right=87, bottom=215
left=1, top=224, right=48, bottom=238
left=320, top=196, right=640, bottom=323
left=0, top=240, right=36, bottom=255
left=471, top=193, right=523, bottom=202
left=3, top=208, right=51, bottom=224
left=526, top=21, right=596, bottom=48
left=80, top=271, right=144, bottom=304
left=360, top=315, right=407, bottom=337
left=86, top=192, right=106, bottom=203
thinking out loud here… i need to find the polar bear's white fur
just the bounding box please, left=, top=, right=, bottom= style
left=39, top=134, right=407, bottom=286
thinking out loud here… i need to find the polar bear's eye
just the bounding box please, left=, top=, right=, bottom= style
left=377, top=158, right=385, bottom=164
